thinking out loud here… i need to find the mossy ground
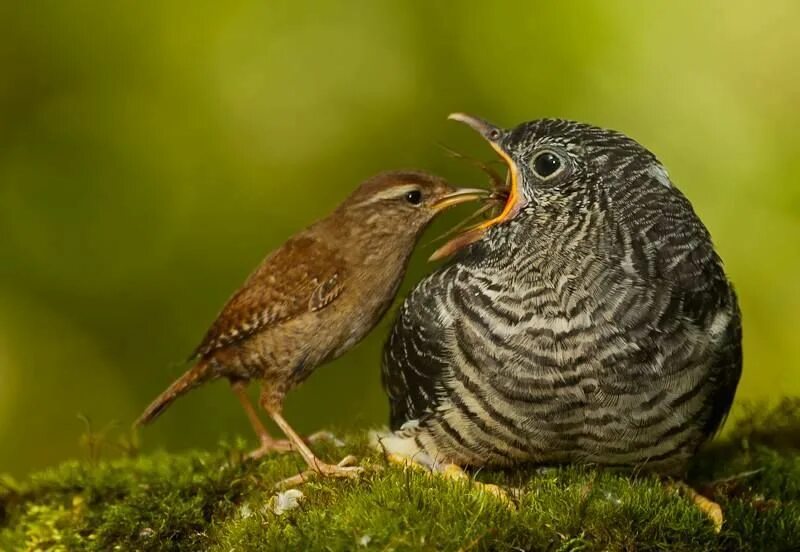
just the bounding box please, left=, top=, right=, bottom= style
left=2, top=401, right=800, bottom=551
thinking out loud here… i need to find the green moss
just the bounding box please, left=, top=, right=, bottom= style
left=3, top=402, right=800, bottom=551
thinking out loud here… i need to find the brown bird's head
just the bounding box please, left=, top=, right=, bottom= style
left=337, top=170, right=488, bottom=240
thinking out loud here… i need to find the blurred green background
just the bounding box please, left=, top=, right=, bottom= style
left=1, top=1, right=798, bottom=476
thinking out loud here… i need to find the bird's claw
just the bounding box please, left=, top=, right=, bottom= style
left=668, top=480, right=724, bottom=533
left=440, top=464, right=515, bottom=508
left=275, top=456, right=364, bottom=489
left=387, top=454, right=514, bottom=508
left=688, top=490, right=724, bottom=533
left=246, top=432, right=343, bottom=461
left=335, top=454, right=359, bottom=467
left=246, top=438, right=294, bottom=460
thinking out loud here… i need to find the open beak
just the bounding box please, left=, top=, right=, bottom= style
left=447, top=113, right=525, bottom=226
left=429, top=113, right=525, bottom=261
left=432, top=187, right=489, bottom=213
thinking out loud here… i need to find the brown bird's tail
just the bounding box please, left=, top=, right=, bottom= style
left=135, top=360, right=217, bottom=427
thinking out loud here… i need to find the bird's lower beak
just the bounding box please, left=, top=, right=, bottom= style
left=432, top=188, right=489, bottom=213
left=428, top=113, right=524, bottom=261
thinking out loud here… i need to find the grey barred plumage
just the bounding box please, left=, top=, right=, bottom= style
left=380, top=115, right=742, bottom=477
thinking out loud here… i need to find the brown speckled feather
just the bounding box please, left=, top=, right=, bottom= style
left=135, top=170, right=478, bottom=441
left=193, top=235, right=346, bottom=358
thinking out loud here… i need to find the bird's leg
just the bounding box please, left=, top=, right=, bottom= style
left=667, top=480, right=723, bottom=533
left=230, top=381, right=293, bottom=458
left=270, top=410, right=363, bottom=486
left=262, top=393, right=362, bottom=488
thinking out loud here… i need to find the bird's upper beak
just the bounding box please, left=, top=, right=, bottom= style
left=446, top=113, right=525, bottom=227
left=429, top=113, right=525, bottom=261
left=432, top=187, right=489, bottom=213
left=447, top=112, right=503, bottom=140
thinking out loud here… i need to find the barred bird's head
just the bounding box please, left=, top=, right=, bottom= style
left=432, top=113, right=677, bottom=260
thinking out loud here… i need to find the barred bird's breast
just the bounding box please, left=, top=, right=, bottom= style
left=382, top=220, right=741, bottom=475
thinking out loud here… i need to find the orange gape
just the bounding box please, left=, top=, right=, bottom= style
left=430, top=140, right=523, bottom=261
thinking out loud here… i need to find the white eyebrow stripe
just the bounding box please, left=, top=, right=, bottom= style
left=366, top=184, right=420, bottom=203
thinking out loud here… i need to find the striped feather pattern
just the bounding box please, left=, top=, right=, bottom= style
left=381, top=119, right=741, bottom=476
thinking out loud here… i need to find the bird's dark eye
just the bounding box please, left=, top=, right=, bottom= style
left=405, top=190, right=423, bottom=205
left=532, top=151, right=562, bottom=179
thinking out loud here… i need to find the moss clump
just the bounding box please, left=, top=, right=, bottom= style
left=3, top=401, right=800, bottom=551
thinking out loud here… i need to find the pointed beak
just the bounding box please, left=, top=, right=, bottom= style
left=432, top=187, right=489, bottom=213
left=447, top=113, right=503, bottom=141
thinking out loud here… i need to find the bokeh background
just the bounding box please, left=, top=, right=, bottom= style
left=1, top=1, right=798, bottom=476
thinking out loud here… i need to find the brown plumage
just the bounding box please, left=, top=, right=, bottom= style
left=136, top=170, right=486, bottom=481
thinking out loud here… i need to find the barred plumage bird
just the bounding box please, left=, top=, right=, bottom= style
left=379, top=115, right=741, bottom=489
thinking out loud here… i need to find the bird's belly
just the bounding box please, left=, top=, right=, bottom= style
left=239, top=302, right=389, bottom=393
left=429, top=313, right=714, bottom=474
left=385, top=261, right=731, bottom=476
left=428, top=373, right=708, bottom=474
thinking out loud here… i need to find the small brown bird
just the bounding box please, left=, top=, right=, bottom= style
left=136, top=171, right=486, bottom=481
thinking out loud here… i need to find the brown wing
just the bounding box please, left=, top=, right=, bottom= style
left=192, top=235, right=345, bottom=358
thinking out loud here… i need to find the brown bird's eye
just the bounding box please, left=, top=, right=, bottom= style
left=532, top=151, right=562, bottom=179
left=405, top=190, right=423, bottom=205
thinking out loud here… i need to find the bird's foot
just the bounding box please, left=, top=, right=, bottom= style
left=386, top=453, right=514, bottom=508
left=247, top=432, right=342, bottom=460
left=668, top=480, right=724, bottom=533
left=439, top=463, right=515, bottom=508
left=276, top=455, right=364, bottom=489
left=385, top=453, right=428, bottom=471
left=246, top=437, right=294, bottom=460
left=692, top=494, right=724, bottom=533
